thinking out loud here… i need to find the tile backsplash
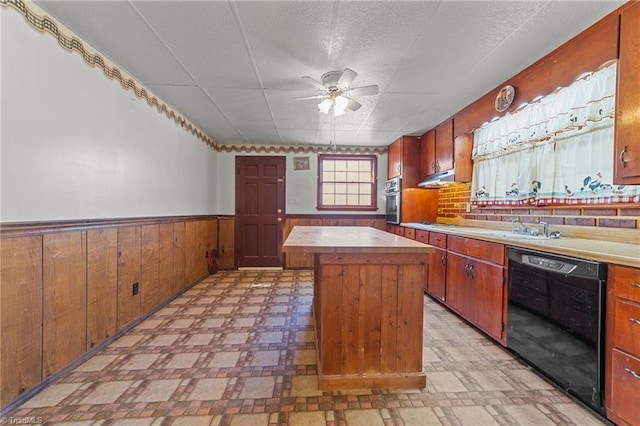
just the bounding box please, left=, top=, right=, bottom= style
left=438, top=183, right=640, bottom=230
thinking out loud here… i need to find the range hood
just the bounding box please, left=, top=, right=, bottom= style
left=418, top=169, right=456, bottom=187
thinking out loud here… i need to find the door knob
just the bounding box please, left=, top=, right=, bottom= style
left=277, top=218, right=282, bottom=222
left=277, top=209, right=282, bottom=213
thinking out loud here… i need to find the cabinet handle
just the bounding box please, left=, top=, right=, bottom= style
left=631, top=282, right=640, bottom=289
left=434, top=237, right=441, bottom=242
left=619, top=145, right=628, bottom=168
left=625, top=368, right=640, bottom=380
left=441, top=255, right=446, bottom=265
left=468, top=264, right=476, bottom=279
left=630, top=317, right=640, bottom=327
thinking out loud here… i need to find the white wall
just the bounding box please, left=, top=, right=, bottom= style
left=0, top=9, right=217, bottom=222
left=215, top=151, right=388, bottom=215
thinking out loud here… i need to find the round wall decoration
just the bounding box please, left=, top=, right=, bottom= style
left=495, top=85, right=515, bottom=112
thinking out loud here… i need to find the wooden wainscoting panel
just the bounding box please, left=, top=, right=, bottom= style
left=195, top=220, right=209, bottom=278
left=141, top=224, right=160, bottom=314
left=218, top=217, right=235, bottom=270
left=117, top=226, right=141, bottom=329
left=86, top=228, right=117, bottom=350
left=43, top=232, right=87, bottom=377
left=185, top=221, right=199, bottom=284
left=158, top=223, right=175, bottom=303
left=173, top=222, right=186, bottom=292
left=0, top=236, right=43, bottom=406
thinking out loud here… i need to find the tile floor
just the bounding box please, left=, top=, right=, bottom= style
left=5, top=270, right=609, bottom=425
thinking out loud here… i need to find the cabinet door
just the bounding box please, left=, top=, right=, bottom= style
left=87, top=229, right=117, bottom=350
left=1, top=236, right=42, bottom=406
left=615, top=1, right=640, bottom=184
left=445, top=252, right=474, bottom=317
left=435, top=119, right=454, bottom=172
left=387, top=137, right=402, bottom=178
left=43, top=232, right=87, bottom=377
left=610, top=349, right=640, bottom=425
left=421, top=130, right=436, bottom=177
left=427, top=247, right=446, bottom=302
left=470, top=260, right=505, bottom=341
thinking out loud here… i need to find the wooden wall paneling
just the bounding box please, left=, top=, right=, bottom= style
left=207, top=218, right=218, bottom=266
left=185, top=220, right=198, bottom=284
left=86, top=229, right=117, bottom=350
left=342, top=264, right=361, bottom=374
left=43, top=232, right=87, bottom=377
left=361, top=264, right=383, bottom=373
left=173, top=222, right=186, bottom=292
left=158, top=223, right=175, bottom=303
left=453, top=12, right=619, bottom=137
left=196, top=220, right=209, bottom=278
left=141, top=224, right=160, bottom=314
left=317, top=263, right=343, bottom=375
left=380, top=265, right=399, bottom=373
left=0, top=236, right=43, bottom=406
left=218, top=218, right=235, bottom=270
left=117, top=226, right=141, bottom=329
left=396, top=263, right=424, bottom=372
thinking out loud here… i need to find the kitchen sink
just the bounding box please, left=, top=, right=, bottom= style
left=467, top=229, right=552, bottom=240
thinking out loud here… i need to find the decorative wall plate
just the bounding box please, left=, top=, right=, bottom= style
left=495, top=85, right=515, bottom=112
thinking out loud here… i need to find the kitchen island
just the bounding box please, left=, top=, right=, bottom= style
left=282, top=226, right=434, bottom=390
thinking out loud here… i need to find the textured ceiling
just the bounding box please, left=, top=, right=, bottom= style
left=33, top=0, right=624, bottom=147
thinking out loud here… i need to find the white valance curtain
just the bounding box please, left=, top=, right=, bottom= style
left=470, top=62, right=639, bottom=207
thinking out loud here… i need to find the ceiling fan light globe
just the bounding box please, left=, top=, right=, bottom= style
left=318, top=99, right=332, bottom=114
left=334, top=95, right=349, bottom=115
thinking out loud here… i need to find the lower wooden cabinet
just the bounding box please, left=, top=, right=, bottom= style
left=606, top=264, right=640, bottom=426
left=427, top=232, right=447, bottom=302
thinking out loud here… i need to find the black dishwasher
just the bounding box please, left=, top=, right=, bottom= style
left=506, top=247, right=607, bottom=415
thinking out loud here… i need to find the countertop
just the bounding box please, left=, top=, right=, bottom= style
left=282, top=226, right=435, bottom=255
left=401, top=222, right=640, bottom=269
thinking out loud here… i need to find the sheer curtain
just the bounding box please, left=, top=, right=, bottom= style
left=470, top=62, right=638, bottom=207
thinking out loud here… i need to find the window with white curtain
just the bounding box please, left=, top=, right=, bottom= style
left=470, top=62, right=639, bottom=207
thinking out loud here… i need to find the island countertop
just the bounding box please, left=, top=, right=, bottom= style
left=282, top=225, right=435, bottom=255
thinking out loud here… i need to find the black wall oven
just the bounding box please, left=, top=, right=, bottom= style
left=507, top=247, right=607, bottom=415
left=385, top=177, right=401, bottom=224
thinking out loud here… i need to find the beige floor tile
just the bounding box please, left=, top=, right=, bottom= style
left=445, top=345, right=484, bottom=361
left=134, top=379, right=181, bottom=402
left=292, top=349, right=316, bottom=365
left=168, top=319, right=195, bottom=329
left=147, top=334, right=180, bottom=346
left=398, top=407, right=442, bottom=426
left=426, top=372, right=469, bottom=393
left=166, top=353, right=201, bottom=369
left=168, top=416, right=214, bottom=426
left=344, top=409, right=385, bottom=426
left=223, top=332, right=249, bottom=345
left=185, top=333, right=214, bottom=346
left=290, top=376, right=323, bottom=397
left=214, top=306, right=234, bottom=314
left=21, top=383, right=82, bottom=408
left=136, top=319, right=164, bottom=330
left=294, top=330, right=315, bottom=342
left=288, top=411, right=326, bottom=426
left=552, top=403, right=606, bottom=425
left=185, top=307, right=206, bottom=315
left=502, top=405, right=556, bottom=426
left=74, top=354, right=119, bottom=372
left=201, top=318, right=225, bottom=328
left=80, top=380, right=133, bottom=404
left=188, top=378, right=229, bottom=401
left=233, top=317, right=256, bottom=327
left=268, top=306, right=288, bottom=313
left=110, top=419, right=156, bottom=426
left=251, top=350, right=281, bottom=366
left=258, top=331, right=283, bottom=344
left=450, top=406, right=499, bottom=425
left=240, top=306, right=261, bottom=314
left=238, top=377, right=275, bottom=399
left=119, top=354, right=160, bottom=370
left=110, top=335, right=144, bottom=347
left=209, top=351, right=241, bottom=368
left=247, top=296, right=266, bottom=303
left=470, top=370, right=513, bottom=391
left=509, top=369, right=555, bottom=390
left=229, top=413, right=270, bottom=426
left=264, top=316, right=286, bottom=326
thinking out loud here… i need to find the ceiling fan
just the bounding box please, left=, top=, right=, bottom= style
left=295, top=68, right=378, bottom=116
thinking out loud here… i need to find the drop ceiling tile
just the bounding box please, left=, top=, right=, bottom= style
left=34, top=1, right=194, bottom=86
left=360, top=93, right=433, bottom=133
left=202, top=88, right=273, bottom=127
left=234, top=125, right=281, bottom=145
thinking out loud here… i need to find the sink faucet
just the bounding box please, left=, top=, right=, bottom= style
left=539, top=221, right=548, bottom=238
left=511, top=218, right=527, bottom=234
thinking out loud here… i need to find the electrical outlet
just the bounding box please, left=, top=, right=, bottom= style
left=132, top=282, right=139, bottom=296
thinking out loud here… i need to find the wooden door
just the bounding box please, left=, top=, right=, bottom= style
left=236, top=156, right=286, bottom=268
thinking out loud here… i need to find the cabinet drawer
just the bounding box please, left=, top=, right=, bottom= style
left=614, top=299, right=640, bottom=356
left=447, top=235, right=504, bottom=265
left=428, top=232, right=447, bottom=249
left=415, top=230, right=429, bottom=244
left=404, top=228, right=416, bottom=239
left=613, top=265, right=640, bottom=304
left=610, top=348, right=640, bottom=426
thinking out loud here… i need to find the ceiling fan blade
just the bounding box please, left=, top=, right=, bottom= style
left=347, top=98, right=362, bottom=111
left=348, top=85, right=378, bottom=97
left=301, top=76, right=326, bottom=90
left=294, top=95, right=327, bottom=101
left=337, top=68, right=357, bottom=89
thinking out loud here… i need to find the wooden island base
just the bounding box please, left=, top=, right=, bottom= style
left=282, top=227, right=432, bottom=391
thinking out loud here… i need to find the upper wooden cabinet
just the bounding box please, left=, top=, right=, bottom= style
left=420, top=119, right=454, bottom=178
left=387, top=135, right=421, bottom=187
left=615, top=1, right=640, bottom=184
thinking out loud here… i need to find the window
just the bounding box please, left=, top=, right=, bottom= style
left=317, top=154, right=377, bottom=211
